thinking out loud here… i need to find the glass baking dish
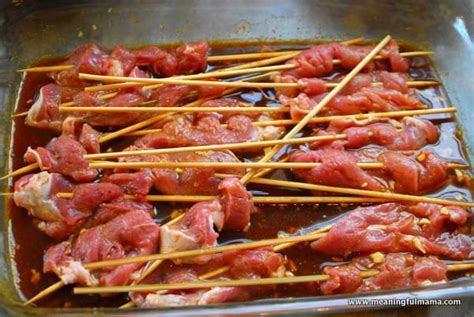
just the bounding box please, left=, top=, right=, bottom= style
left=0, top=0, right=472, bottom=315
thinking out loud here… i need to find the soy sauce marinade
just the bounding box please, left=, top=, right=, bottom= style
left=6, top=41, right=473, bottom=308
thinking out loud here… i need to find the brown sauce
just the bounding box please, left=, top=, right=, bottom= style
left=6, top=42, right=473, bottom=308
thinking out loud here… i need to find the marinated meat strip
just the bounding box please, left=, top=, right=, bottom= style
left=271, top=76, right=328, bottom=98
left=48, top=44, right=112, bottom=87
left=311, top=117, right=439, bottom=151
left=281, top=85, right=423, bottom=120
left=73, top=67, right=151, bottom=127
left=13, top=172, right=153, bottom=239
left=160, top=199, right=221, bottom=264
left=175, top=41, right=209, bottom=75
left=160, top=177, right=253, bottom=263
left=144, top=80, right=227, bottom=108
left=131, top=248, right=285, bottom=307
left=105, top=170, right=154, bottom=201
left=149, top=84, right=195, bottom=107
left=273, top=71, right=409, bottom=98
left=26, top=69, right=151, bottom=131
left=24, top=134, right=98, bottom=182
left=218, top=178, right=254, bottom=231
left=378, top=150, right=448, bottom=194
left=311, top=203, right=472, bottom=259
left=118, top=148, right=245, bottom=195
left=14, top=172, right=120, bottom=239
left=24, top=118, right=103, bottom=182
left=290, top=149, right=449, bottom=195
left=25, top=84, right=80, bottom=132
left=290, top=149, right=385, bottom=191
left=281, top=40, right=409, bottom=80
left=134, top=114, right=259, bottom=150
left=62, top=117, right=101, bottom=154
left=319, top=253, right=448, bottom=295
left=135, top=101, right=284, bottom=153
left=336, top=71, right=410, bottom=95
left=43, top=210, right=160, bottom=286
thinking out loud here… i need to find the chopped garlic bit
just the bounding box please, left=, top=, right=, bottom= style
left=78, top=31, right=84, bottom=38
left=421, top=280, right=433, bottom=286
left=454, top=168, right=464, bottom=183
left=454, top=168, right=472, bottom=185
left=369, top=252, right=385, bottom=264
left=412, top=237, right=427, bottom=254
left=367, top=224, right=387, bottom=231
left=416, top=152, right=426, bottom=162
left=418, top=218, right=431, bottom=225
left=440, top=207, right=450, bottom=215
left=388, top=180, right=396, bottom=190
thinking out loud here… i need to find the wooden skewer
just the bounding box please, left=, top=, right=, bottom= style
left=1, top=163, right=39, bottom=180
left=84, top=160, right=467, bottom=173
left=59, top=105, right=291, bottom=113
left=86, top=75, right=436, bottom=93
left=84, top=64, right=295, bottom=92
left=17, top=65, right=74, bottom=72
left=87, top=66, right=436, bottom=93
left=82, top=233, right=327, bottom=271
left=249, top=178, right=474, bottom=207
left=55, top=192, right=388, bottom=204
left=240, top=35, right=392, bottom=184
left=74, top=261, right=471, bottom=295
left=11, top=112, right=29, bottom=118
left=444, top=262, right=474, bottom=271
left=75, top=271, right=379, bottom=294
left=23, top=280, right=65, bottom=306
left=207, top=50, right=308, bottom=62
left=208, top=49, right=434, bottom=62
left=88, top=161, right=385, bottom=170
left=77, top=73, right=306, bottom=88
left=86, top=134, right=346, bottom=159
left=78, top=72, right=438, bottom=90
left=252, top=107, right=457, bottom=127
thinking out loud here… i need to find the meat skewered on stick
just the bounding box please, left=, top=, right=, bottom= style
left=73, top=258, right=474, bottom=295
left=17, top=49, right=432, bottom=74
